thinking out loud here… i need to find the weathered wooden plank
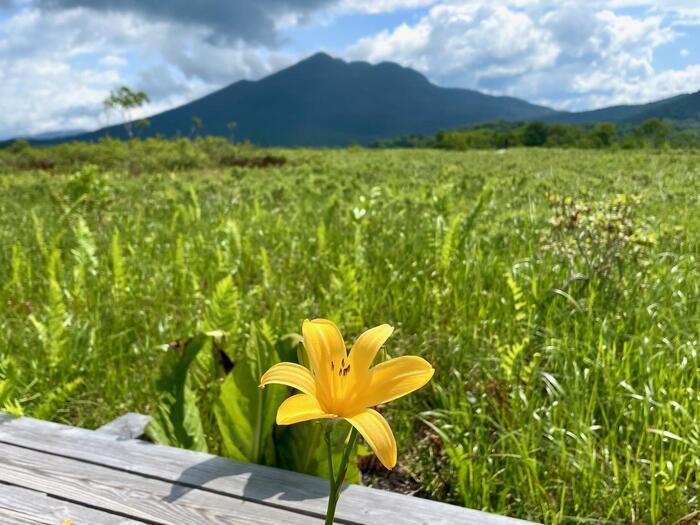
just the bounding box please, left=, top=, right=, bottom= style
left=0, top=414, right=537, bottom=524
left=96, top=413, right=152, bottom=440
left=0, top=483, right=142, bottom=524
left=0, top=441, right=324, bottom=525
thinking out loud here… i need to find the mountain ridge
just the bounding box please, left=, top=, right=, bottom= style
left=33, top=52, right=559, bottom=146
left=546, top=91, right=700, bottom=125
left=12, top=52, right=700, bottom=146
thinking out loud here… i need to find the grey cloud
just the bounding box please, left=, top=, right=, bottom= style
left=37, top=0, right=336, bottom=45
left=137, top=64, right=191, bottom=101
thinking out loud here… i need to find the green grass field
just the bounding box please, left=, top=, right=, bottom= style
left=0, top=147, right=698, bottom=523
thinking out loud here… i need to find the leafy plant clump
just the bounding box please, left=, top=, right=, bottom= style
left=0, top=136, right=286, bottom=174
left=542, top=193, right=657, bottom=281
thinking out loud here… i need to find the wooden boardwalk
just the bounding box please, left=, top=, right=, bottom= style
left=0, top=413, right=537, bottom=524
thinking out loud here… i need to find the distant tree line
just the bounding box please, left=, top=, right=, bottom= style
left=372, top=118, right=700, bottom=150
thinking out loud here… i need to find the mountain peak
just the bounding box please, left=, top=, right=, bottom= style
left=44, top=52, right=560, bottom=146
left=297, top=51, right=339, bottom=67
left=307, top=51, right=334, bottom=62
left=280, top=52, right=431, bottom=88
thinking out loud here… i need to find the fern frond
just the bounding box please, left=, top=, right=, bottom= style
left=505, top=271, right=528, bottom=321
left=110, top=228, right=126, bottom=297
left=203, top=276, right=239, bottom=335
left=440, top=212, right=465, bottom=272
left=32, top=378, right=83, bottom=420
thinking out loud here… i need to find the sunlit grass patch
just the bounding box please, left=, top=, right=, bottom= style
left=0, top=147, right=698, bottom=523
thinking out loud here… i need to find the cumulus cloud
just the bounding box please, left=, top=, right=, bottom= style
left=347, top=1, right=684, bottom=110
left=338, top=0, right=437, bottom=14
left=348, top=4, right=557, bottom=90
left=0, top=8, right=125, bottom=138
left=0, top=4, right=302, bottom=138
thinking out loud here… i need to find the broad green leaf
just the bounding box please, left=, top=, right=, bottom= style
left=277, top=420, right=360, bottom=484
left=214, top=322, right=285, bottom=465
left=145, top=334, right=211, bottom=452
left=146, top=385, right=208, bottom=452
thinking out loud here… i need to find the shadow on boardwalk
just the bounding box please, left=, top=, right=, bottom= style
left=164, top=456, right=344, bottom=507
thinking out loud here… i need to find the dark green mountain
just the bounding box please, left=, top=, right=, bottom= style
left=18, top=53, right=700, bottom=147
left=546, top=92, right=700, bottom=125
left=58, top=53, right=559, bottom=147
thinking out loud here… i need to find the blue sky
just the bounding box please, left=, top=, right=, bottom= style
left=1, top=0, right=700, bottom=139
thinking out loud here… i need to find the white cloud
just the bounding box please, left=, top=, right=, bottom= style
left=0, top=6, right=296, bottom=138
left=346, top=2, right=684, bottom=110
left=0, top=8, right=125, bottom=137
left=98, top=55, right=127, bottom=68
left=568, top=64, right=700, bottom=110
left=349, top=4, right=558, bottom=83
left=338, top=0, right=437, bottom=14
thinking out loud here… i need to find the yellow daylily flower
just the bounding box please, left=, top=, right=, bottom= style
left=260, top=319, right=434, bottom=469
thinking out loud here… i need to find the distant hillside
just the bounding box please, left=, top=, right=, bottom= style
left=25, top=129, right=88, bottom=140
left=47, top=53, right=559, bottom=147
left=547, top=91, right=700, bottom=125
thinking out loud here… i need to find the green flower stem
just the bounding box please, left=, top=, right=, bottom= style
left=324, top=423, right=336, bottom=489
left=324, top=425, right=359, bottom=525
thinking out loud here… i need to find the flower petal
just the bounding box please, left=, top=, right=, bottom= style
left=303, top=319, right=347, bottom=373
left=345, top=409, right=397, bottom=469
left=348, top=324, right=394, bottom=375
left=276, top=394, right=334, bottom=425
left=259, top=362, right=316, bottom=396
left=357, top=356, right=434, bottom=408
left=302, top=319, right=346, bottom=407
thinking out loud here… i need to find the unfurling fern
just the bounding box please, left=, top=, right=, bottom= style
left=187, top=185, right=201, bottom=222
left=434, top=214, right=446, bottom=270
left=29, top=250, right=68, bottom=369
left=32, top=378, right=83, bottom=420
left=72, top=216, right=98, bottom=273
left=326, top=255, right=362, bottom=332
left=440, top=212, right=465, bottom=273
left=258, top=247, right=272, bottom=290
left=110, top=229, right=126, bottom=297
left=222, top=219, right=242, bottom=258
left=10, top=242, right=27, bottom=292
left=520, top=351, right=541, bottom=386
left=71, top=216, right=98, bottom=300
left=495, top=271, right=536, bottom=382
left=202, top=276, right=239, bottom=337
left=495, top=335, right=530, bottom=381
left=505, top=270, right=528, bottom=322
left=31, top=211, right=49, bottom=260
left=192, top=276, right=240, bottom=393
left=0, top=357, right=23, bottom=415
left=174, top=233, right=187, bottom=294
